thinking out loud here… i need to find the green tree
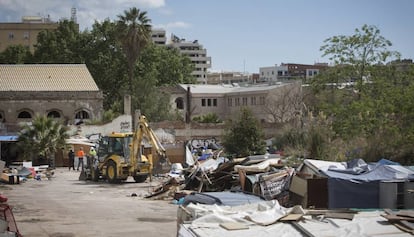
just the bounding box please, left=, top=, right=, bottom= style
left=116, top=7, right=152, bottom=94
left=133, top=44, right=196, bottom=121
left=320, top=24, right=400, bottom=94
left=83, top=19, right=128, bottom=112
left=17, top=115, right=69, bottom=166
left=0, top=45, right=33, bottom=63
left=310, top=25, right=414, bottom=164
left=222, top=108, right=266, bottom=157
left=33, top=20, right=84, bottom=63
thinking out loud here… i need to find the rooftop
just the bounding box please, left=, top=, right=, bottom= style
left=0, top=64, right=99, bottom=92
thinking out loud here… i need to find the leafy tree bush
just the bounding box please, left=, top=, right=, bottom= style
left=18, top=115, right=69, bottom=166
left=222, top=108, right=266, bottom=157
left=193, top=113, right=221, bottom=123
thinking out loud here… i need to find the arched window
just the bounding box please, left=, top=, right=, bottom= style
left=17, top=111, right=32, bottom=119
left=47, top=110, right=61, bottom=118
left=175, top=97, right=184, bottom=110
left=75, top=110, right=90, bottom=119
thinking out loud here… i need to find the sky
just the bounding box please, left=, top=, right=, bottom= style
left=0, top=0, right=413, bottom=73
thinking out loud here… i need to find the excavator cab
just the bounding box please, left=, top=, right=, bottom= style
left=97, top=135, right=131, bottom=162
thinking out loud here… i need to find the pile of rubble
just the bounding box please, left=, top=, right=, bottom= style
left=146, top=145, right=295, bottom=207
left=0, top=160, right=54, bottom=185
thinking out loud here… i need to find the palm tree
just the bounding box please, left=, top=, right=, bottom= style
left=116, top=7, right=152, bottom=94
left=18, top=115, right=69, bottom=167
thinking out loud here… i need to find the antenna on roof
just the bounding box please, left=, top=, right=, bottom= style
left=71, top=7, right=77, bottom=23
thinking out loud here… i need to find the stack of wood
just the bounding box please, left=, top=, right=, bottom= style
left=382, top=209, right=414, bottom=234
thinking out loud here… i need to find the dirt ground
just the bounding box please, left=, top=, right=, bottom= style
left=0, top=168, right=179, bottom=237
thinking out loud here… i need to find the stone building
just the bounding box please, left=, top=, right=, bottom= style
left=0, top=64, right=103, bottom=135
left=168, top=82, right=302, bottom=123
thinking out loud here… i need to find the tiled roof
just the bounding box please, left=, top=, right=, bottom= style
left=0, top=64, right=99, bottom=91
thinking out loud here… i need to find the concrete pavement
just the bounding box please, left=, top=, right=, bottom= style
left=0, top=168, right=178, bottom=237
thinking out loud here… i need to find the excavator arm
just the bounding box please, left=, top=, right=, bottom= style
left=131, top=115, right=169, bottom=175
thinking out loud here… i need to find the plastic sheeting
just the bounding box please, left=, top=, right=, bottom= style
left=301, top=159, right=414, bottom=208
left=178, top=202, right=411, bottom=237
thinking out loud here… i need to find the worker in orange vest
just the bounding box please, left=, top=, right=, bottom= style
left=76, top=147, right=85, bottom=171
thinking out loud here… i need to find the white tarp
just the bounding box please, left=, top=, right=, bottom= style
left=178, top=201, right=411, bottom=237
left=65, top=138, right=95, bottom=147
left=234, top=158, right=281, bottom=173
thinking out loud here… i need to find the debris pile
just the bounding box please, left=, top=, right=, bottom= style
left=146, top=144, right=294, bottom=207
left=0, top=160, right=54, bottom=184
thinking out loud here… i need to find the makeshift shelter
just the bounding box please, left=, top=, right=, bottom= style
left=297, top=159, right=414, bottom=209
left=0, top=136, right=18, bottom=166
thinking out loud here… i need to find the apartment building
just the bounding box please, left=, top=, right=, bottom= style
left=206, top=71, right=251, bottom=85
left=151, top=29, right=167, bottom=45
left=260, top=63, right=328, bottom=82
left=0, top=16, right=61, bottom=53
left=168, top=34, right=211, bottom=83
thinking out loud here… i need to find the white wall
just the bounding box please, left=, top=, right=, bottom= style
left=69, top=114, right=132, bottom=138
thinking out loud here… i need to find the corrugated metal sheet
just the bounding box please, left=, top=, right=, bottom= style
left=0, top=64, right=99, bottom=91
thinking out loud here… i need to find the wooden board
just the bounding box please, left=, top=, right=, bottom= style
left=279, top=214, right=303, bottom=221
left=219, top=222, right=249, bottom=231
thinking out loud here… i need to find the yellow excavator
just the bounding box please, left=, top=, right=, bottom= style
left=87, top=115, right=169, bottom=183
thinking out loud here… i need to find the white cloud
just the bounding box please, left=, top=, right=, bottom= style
left=155, top=21, right=191, bottom=31
left=0, top=0, right=166, bottom=30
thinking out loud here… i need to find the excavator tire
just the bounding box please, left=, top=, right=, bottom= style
left=91, top=167, right=99, bottom=182
left=133, top=174, right=148, bottom=183
left=106, top=160, right=119, bottom=183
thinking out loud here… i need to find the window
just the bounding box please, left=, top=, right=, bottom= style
left=235, top=98, right=240, bottom=106
left=227, top=98, right=232, bottom=107
left=175, top=97, right=184, bottom=110
left=23, top=32, right=29, bottom=39
left=47, top=110, right=61, bottom=118
left=201, top=99, right=206, bottom=107
left=213, top=99, right=217, bottom=107
left=0, top=111, right=4, bottom=123
left=259, top=96, right=265, bottom=105
left=75, top=110, right=90, bottom=119
left=308, top=71, right=313, bottom=76
left=242, top=97, right=247, bottom=106
left=8, top=32, right=14, bottom=40
left=207, top=99, right=211, bottom=106
left=18, top=111, right=31, bottom=118
left=250, top=97, right=256, bottom=105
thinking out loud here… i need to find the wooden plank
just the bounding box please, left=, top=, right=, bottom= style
left=279, top=214, right=303, bottom=221
left=219, top=222, right=249, bottom=230
left=324, top=212, right=354, bottom=220
left=381, top=214, right=414, bottom=222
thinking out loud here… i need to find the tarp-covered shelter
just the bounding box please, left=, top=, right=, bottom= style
left=298, top=159, right=414, bottom=208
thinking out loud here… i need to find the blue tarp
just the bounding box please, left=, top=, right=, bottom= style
left=307, top=158, right=414, bottom=208
left=321, top=159, right=414, bottom=182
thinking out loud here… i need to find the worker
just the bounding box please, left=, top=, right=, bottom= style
left=76, top=147, right=85, bottom=171
left=88, top=147, right=97, bottom=169
left=68, top=149, right=75, bottom=171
